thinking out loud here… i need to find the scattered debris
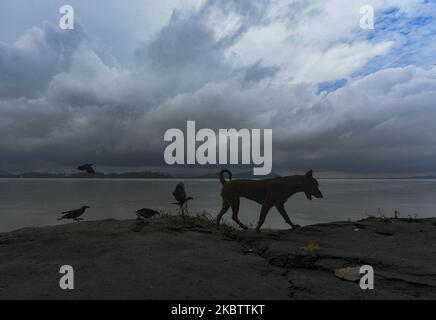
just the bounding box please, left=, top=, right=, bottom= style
left=242, top=248, right=255, bottom=254
left=375, top=231, right=393, bottom=236
left=408, top=214, right=419, bottom=223
left=302, top=240, right=320, bottom=253
left=335, top=266, right=361, bottom=282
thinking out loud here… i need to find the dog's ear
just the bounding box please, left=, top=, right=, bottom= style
left=305, top=170, right=313, bottom=178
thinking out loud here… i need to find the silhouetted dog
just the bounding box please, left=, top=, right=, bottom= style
left=216, top=169, right=323, bottom=232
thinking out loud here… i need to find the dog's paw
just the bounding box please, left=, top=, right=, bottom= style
left=292, top=224, right=302, bottom=229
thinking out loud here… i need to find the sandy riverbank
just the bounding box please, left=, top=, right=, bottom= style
left=0, top=215, right=435, bottom=299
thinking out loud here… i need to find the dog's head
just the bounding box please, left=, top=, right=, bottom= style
left=302, top=170, right=323, bottom=200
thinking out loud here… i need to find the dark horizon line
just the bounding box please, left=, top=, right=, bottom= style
left=0, top=170, right=435, bottom=180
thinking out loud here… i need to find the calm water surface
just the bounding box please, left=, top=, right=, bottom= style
left=1, top=178, right=435, bottom=232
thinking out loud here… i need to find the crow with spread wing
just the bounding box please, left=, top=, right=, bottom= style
left=172, top=182, right=193, bottom=218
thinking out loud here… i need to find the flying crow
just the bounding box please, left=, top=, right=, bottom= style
left=77, top=164, right=96, bottom=174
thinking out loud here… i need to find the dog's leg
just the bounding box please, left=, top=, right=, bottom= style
left=275, top=203, right=299, bottom=229
left=230, top=197, right=248, bottom=230
left=255, top=202, right=273, bottom=232
left=216, top=200, right=230, bottom=225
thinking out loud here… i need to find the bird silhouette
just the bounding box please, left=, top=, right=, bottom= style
left=136, top=208, right=160, bottom=220
left=58, top=206, right=90, bottom=222
left=172, top=182, right=193, bottom=218
left=77, top=164, right=96, bottom=174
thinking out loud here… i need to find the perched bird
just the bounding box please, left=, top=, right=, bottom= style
left=58, top=206, right=90, bottom=222
left=136, top=208, right=160, bottom=220
left=77, top=164, right=96, bottom=174
left=172, top=182, right=193, bottom=217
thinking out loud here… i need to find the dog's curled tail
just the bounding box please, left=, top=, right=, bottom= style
left=219, top=169, right=232, bottom=185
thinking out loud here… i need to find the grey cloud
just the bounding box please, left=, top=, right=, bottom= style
left=243, top=61, right=280, bottom=83
left=136, top=12, right=222, bottom=68
left=271, top=67, right=436, bottom=173
left=0, top=23, right=87, bottom=99
left=0, top=1, right=435, bottom=176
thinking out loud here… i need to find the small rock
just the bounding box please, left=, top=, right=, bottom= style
left=335, top=266, right=361, bottom=282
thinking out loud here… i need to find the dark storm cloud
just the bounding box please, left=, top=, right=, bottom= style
left=0, top=0, right=435, bottom=175
left=135, top=12, right=222, bottom=68
left=0, top=23, right=87, bottom=99
left=132, top=11, right=234, bottom=106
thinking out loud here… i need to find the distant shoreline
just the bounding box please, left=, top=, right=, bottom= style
left=1, top=176, right=436, bottom=180
left=0, top=169, right=435, bottom=180
left=0, top=172, right=174, bottom=179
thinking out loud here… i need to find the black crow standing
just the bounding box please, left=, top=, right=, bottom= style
left=136, top=208, right=160, bottom=220
left=58, top=206, right=90, bottom=222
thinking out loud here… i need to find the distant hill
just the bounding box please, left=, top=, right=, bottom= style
left=0, top=170, right=12, bottom=177
left=198, top=171, right=280, bottom=179
left=1, top=171, right=174, bottom=179
left=409, top=175, right=436, bottom=179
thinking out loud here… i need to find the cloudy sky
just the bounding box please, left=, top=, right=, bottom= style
left=0, top=0, right=435, bottom=177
